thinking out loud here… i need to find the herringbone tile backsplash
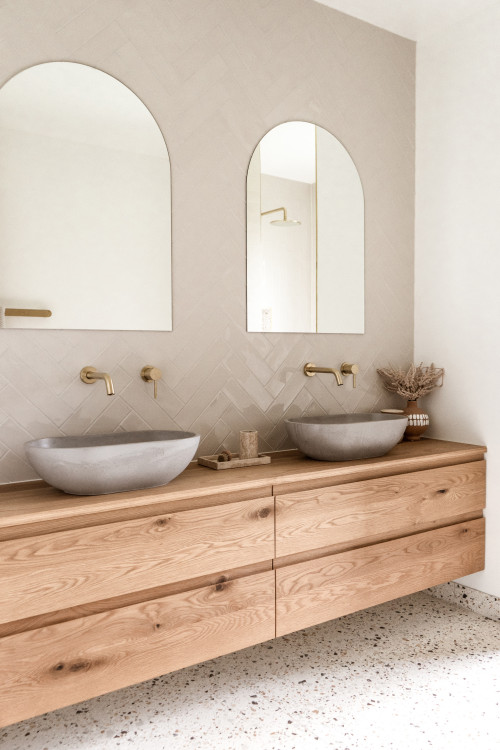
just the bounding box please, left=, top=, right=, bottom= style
left=0, top=0, right=415, bottom=483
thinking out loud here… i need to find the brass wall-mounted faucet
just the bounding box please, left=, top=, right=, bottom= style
left=304, top=363, right=343, bottom=386
left=80, top=367, right=115, bottom=396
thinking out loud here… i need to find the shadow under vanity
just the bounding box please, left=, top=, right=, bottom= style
left=0, top=438, right=486, bottom=727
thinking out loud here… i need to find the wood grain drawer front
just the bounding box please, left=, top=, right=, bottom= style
left=275, top=461, right=485, bottom=558
left=276, top=518, right=485, bottom=637
left=0, top=570, right=275, bottom=727
left=0, top=496, right=274, bottom=625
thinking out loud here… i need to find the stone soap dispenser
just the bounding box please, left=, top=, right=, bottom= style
left=239, top=430, right=259, bottom=459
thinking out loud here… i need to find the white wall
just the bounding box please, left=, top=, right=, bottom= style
left=247, top=171, right=316, bottom=333
left=0, top=129, right=171, bottom=330
left=415, top=1, right=500, bottom=596
left=316, top=126, right=364, bottom=334
left=258, top=174, right=315, bottom=333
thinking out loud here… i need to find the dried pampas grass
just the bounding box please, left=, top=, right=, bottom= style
left=377, top=363, right=444, bottom=401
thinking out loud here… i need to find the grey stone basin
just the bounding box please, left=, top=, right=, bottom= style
left=24, top=430, right=200, bottom=496
left=285, top=413, right=408, bottom=461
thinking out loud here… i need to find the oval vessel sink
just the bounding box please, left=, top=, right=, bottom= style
left=25, top=430, right=200, bottom=496
left=285, top=413, right=408, bottom=461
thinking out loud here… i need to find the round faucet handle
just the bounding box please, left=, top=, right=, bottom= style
left=340, top=362, right=360, bottom=388
left=141, top=366, right=161, bottom=381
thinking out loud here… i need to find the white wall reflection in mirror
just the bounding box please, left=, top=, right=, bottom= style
left=247, top=121, right=364, bottom=333
left=0, top=62, right=172, bottom=330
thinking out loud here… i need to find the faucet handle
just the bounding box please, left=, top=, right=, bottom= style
left=340, top=362, right=360, bottom=388
left=141, top=365, right=162, bottom=399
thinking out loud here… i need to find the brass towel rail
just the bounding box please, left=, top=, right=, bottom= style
left=5, top=308, right=52, bottom=318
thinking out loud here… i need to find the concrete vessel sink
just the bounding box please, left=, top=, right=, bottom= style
left=285, top=413, right=408, bottom=461
left=25, top=430, right=200, bottom=496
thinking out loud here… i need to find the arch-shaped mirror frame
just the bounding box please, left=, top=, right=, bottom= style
left=246, top=120, right=364, bottom=334
left=0, top=61, right=172, bottom=331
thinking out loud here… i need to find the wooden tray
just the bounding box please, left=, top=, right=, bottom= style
left=198, top=453, right=271, bottom=470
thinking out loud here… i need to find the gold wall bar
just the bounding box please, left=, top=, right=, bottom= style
left=5, top=308, right=52, bottom=318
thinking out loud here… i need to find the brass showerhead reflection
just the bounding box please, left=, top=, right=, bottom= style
left=260, top=206, right=301, bottom=226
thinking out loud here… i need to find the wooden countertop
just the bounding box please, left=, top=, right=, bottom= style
left=0, top=439, right=486, bottom=536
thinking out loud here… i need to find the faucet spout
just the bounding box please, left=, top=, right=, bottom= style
left=303, top=363, right=344, bottom=386
left=331, top=368, right=344, bottom=387
left=80, top=367, right=115, bottom=395
left=92, top=371, right=115, bottom=396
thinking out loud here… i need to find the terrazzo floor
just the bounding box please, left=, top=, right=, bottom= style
left=1, top=592, right=499, bottom=750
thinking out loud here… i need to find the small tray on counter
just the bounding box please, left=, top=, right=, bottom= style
left=197, top=453, right=271, bottom=470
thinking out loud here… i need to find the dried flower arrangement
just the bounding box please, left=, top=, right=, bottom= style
left=377, top=363, right=445, bottom=401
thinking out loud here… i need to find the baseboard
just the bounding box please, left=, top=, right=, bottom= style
left=428, top=581, right=500, bottom=621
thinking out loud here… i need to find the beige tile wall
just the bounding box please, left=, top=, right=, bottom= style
left=0, top=0, right=415, bottom=483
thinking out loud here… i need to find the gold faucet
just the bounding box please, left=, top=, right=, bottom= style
left=80, top=367, right=115, bottom=396
left=304, top=363, right=343, bottom=386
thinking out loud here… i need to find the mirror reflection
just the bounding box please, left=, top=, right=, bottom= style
left=0, top=62, right=172, bottom=330
left=247, top=121, right=364, bottom=333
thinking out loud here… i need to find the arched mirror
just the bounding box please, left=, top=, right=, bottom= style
left=247, top=121, right=364, bottom=333
left=0, top=62, right=172, bottom=330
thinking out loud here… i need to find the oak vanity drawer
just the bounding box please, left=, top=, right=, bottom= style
left=0, top=496, right=274, bottom=624
left=276, top=518, right=485, bottom=636
left=0, top=569, right=275, bottom=727
left=275, top=461, right=485, bottom=559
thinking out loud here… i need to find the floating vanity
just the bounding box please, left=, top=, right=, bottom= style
left=0, top=438, right=486, bottom=727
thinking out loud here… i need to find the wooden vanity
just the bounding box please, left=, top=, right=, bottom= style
left=0, top=439, right=486, bottom=727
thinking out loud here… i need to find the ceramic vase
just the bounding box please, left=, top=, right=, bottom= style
left=403, top=400, right=429, bottom=441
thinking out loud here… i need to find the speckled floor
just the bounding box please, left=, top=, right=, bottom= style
left=1, top=592, right=500, bottom=750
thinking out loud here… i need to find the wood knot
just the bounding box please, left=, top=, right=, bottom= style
left=155, top=622, right=162, bottom=630
left=52, top=658, right=103, bottom=675
left=258, top=507, right=271, bottom=518
left=155, top=518, right=168, bottom=527
left=215, top=582, right=225, bottom=592
left=437, top=488, right=448, bottom=494
left=69, top=661, right=92, bottom=673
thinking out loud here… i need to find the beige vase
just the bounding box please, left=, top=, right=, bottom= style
left=403, top=400, right=430, bottom=441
